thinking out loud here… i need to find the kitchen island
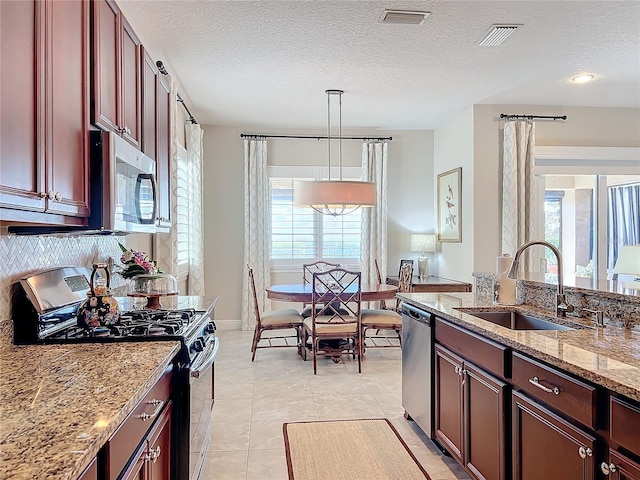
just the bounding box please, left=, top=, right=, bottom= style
left=398, top=291, right=640, bottom=480
left=0, top=341, right=180, bottom=480
left=398, top=292, right=640, bottom=400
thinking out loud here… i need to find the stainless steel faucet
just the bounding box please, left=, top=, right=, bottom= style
left=507, top=240, right=575, bottom=317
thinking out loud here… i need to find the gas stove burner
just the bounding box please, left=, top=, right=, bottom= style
left=92, top=327, right=111, bottom=337
left=148, top=326, right=167, bottom=336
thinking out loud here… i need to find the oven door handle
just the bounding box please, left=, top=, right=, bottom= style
left=190, top=336, right=219, bottom=379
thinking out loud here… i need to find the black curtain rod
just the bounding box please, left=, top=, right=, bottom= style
left=176, top=92, right=198, bottom=125
left=500, top=113, right=567, bottom=122
left=156, top=61, right=198, bottom=124
left=240, top=133, right=392, bottom=141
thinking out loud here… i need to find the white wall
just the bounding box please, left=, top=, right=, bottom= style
left=202, top=126, right=433, bottom=321
left=467, top=104, right=640, bottom=275
left=433, top=107, right=475, bottom=283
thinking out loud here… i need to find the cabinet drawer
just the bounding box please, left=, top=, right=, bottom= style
left=107, top=364, right=173, bottom=479
left=435, top=318, right=508, bottom=378
left=610, top=396, right=640, bottom=456
left=512, top=352, right=597, bottom=429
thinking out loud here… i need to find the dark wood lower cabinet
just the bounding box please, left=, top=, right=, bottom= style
left=120, top=441, right=147, bottom=480
left=118, top=402, right=172, bottom=480
left=435, top=344, right=507, bottom=480
left=512, top=391, right=595, bottom=480
left=465, top=362, right=507, bottom=480
left=435, top=344, right=464, bottom=461
left=147, top=402, right=172, bottom=480
left=78, top=457, right=98, bottom=480
left=603, top=450, right=640, bottom=480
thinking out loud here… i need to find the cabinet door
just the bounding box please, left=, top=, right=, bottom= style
left=513, top=391, right=596, bottom=480
left=119, top=441, right=148, bottom=480
left=78, top=457, right=98, bottom=480
left=92, top=0, right=119, bottom=133
left=464, top=361, right=507, bottom=480
left=605, top=450, right=640, bottom=480
left=120, top=15, right=141, bottom=148
left=0, top=0, right=45, bottom=214
left=435, top=344, right=464, bottom=461
left=141, top=48, right=158, bottom=160
left=155, top=73, right=172, bottom=229
left=46, top=0, right=89, bottom=217
left=147, top=403, right=172, bottom=480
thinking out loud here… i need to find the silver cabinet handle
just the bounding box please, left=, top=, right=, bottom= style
left=578, top=446, right=593, bottom=459
left=139, top=399, right=164, bottom=421
left=39, top=191, right=47, bottom=198
left=144, top=445, right=161, bottom=463
left=54, top=191, right=61, bottom=202
left=601, top=462, right=618, bottom=475
left=151, top=445, right=161, bottom=463
left=529, top=376, right=560, bottom=395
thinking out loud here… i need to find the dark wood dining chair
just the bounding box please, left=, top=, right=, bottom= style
left=248, top=265, right=304, bottom=361
left=302, top=267, right=362, bottom=374
left=301, top=260, right=344, bottom=318
left=360, top=261, right=413, bottom=349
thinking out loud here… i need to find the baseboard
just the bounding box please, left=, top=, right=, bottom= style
left=215, top=319, right=242, bottom=330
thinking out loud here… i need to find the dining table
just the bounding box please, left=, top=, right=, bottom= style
left=265, top=283, right=398, bottom=303
left=266, top=282, right=399, bottom=363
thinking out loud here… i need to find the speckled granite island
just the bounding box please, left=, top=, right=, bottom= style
left=0, top=341, right=180, bottom=480
left=398, top=292, right=640, bottom=480
left=398, top=292, right=640, bottom=400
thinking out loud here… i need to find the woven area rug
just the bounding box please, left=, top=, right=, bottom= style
left=283, top=418, right=431, bottom=480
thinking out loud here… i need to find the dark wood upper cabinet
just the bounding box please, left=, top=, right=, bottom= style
left=156, top=73, right=172, bottom=230
left=0, top=0, right=43, bottom=214
left=142, top=49, right=158, bottom=161
left=1, top=0, right=89, bottom=223
left=92, top=0, right=141, bottom=148
left=46, top=0, right=90, bottom=217
left=141, top=48, right=172, bottom=230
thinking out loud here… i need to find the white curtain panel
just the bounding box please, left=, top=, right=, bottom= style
left=154, top=80, right=179, bottom=277
left=185, top=123, right=205, bottom=295
left=360, top=141, right=388, bottom=287
left=501, top=121, right=537, bottom=260
left=241, top=140, right=271, bottom=331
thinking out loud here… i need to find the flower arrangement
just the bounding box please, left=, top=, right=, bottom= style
left=117, top=242, right=162, bottom=279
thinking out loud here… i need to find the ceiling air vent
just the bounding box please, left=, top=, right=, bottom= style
left=477, top=24, right=522, bottom=46
left=379, top=10, right=430, bottom=25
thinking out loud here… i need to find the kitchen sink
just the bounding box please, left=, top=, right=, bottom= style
left=464, top=310, right=575, bottom=331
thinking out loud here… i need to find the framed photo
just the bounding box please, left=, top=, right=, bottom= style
left=398, top=259, right=414, bottom=277
left=437, top=167, right=462, bottom=242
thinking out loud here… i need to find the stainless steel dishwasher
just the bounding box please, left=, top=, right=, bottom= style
left=401, top=302, right=433, bottom=437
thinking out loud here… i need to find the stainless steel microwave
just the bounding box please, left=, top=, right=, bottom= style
left=88, top=130, right=157, bottom=234
left=9, top=130, right=157, bottom=236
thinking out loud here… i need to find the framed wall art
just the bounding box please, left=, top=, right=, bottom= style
left=437, top=167, right=462, bottom=242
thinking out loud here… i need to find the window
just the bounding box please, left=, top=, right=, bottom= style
left=269, top=166, right=362, bottom=266
left=175, top=145, right=194, bottom=279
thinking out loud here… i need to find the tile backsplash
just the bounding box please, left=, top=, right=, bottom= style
left=0, top=234, right=126, bottom=344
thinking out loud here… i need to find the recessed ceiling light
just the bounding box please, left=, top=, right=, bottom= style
left=571, top=74, right=595, bottom=84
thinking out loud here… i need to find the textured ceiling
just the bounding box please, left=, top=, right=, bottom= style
left=117, top=0, right=640, bottom=130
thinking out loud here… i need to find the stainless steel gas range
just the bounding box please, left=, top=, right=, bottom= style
left=12, top=266, right=219, bottom=480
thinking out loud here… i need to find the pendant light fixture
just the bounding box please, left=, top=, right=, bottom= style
left=293, top=89, right=376, bottom=216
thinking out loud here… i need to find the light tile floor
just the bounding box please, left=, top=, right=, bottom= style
left=204, top=329, right=469, bottom=480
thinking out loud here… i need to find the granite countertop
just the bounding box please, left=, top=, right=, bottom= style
left=398, top=292, right=640, bottom=402
left=0, top=341, right=181, bottom=480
